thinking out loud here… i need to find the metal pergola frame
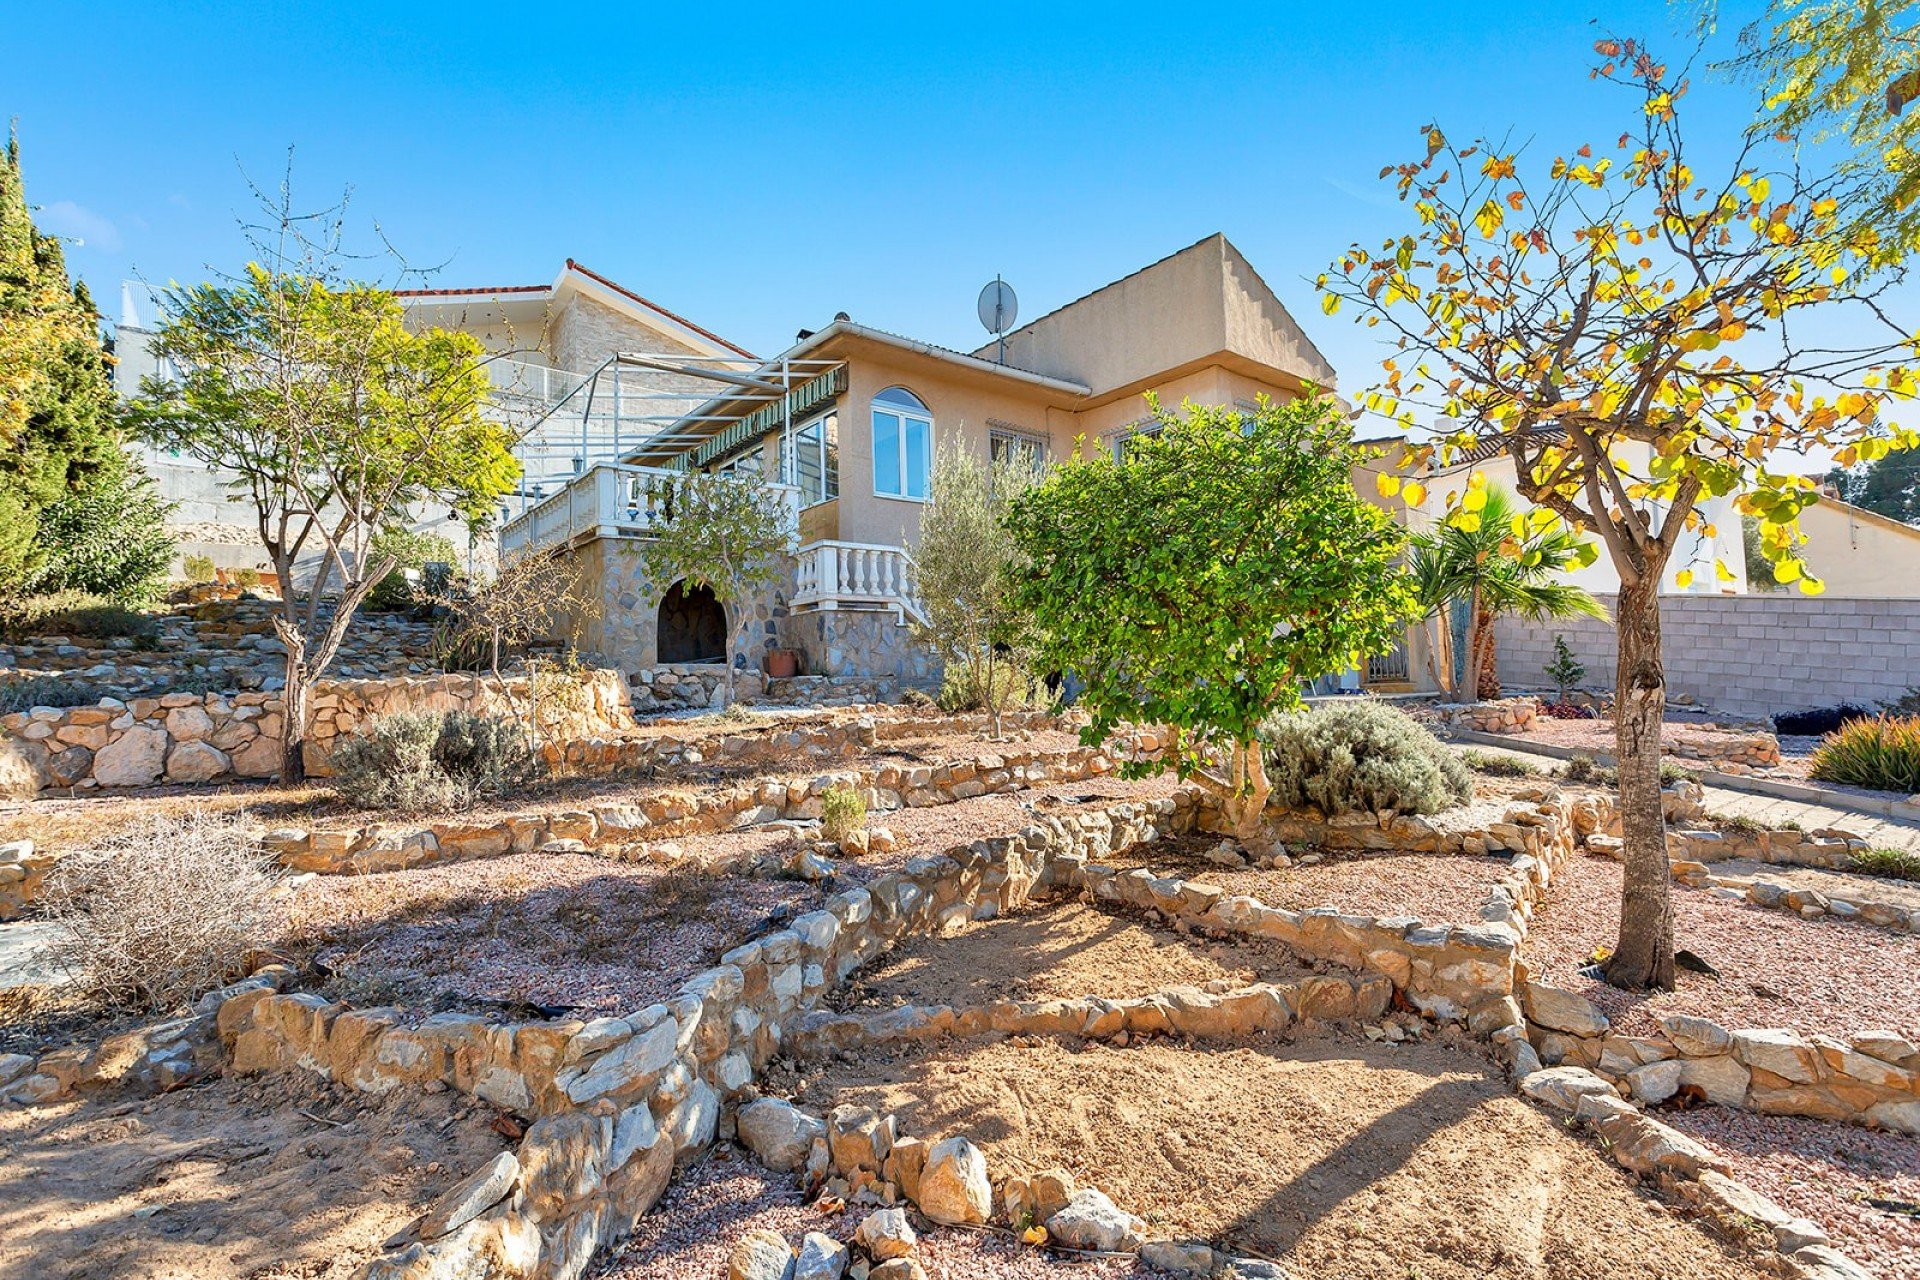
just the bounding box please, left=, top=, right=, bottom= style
left=504, top=352, right=846, bottom=515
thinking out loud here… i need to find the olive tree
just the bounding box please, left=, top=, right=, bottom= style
left=1321, top=40, right=1920, bottom=989
left=1004, top=395, right=1416, bottom=846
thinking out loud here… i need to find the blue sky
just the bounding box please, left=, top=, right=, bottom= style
left=11, top=0, right=1793, bottom=396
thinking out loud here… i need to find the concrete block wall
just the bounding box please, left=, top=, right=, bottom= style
left=1496, top=595, right=1920, bottom=720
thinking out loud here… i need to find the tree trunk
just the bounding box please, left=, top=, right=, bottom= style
left=1603, top=575, right=1675, bottom=991
left=1474, top=603, right=1502, bottom=700
left=278, top=642, right=310, bottom=785
left=1224, top=741, right=1275, bottom=850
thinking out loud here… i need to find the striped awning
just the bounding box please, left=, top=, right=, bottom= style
left=677, top=365, right=847, bottom=471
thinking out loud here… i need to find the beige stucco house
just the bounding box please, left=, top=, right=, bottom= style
left=501, top=234, right=1359, bottom=690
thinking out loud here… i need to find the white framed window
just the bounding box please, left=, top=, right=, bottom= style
left=780, top=409, right=839, bottom=507
left=988, top=423, right=1049, bottom=478
left=872, top=386, right=931, bottom=500
left=1107, top=420, right=1162, bottom=461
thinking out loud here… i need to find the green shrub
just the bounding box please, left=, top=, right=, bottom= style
left=181, top=553, right=217, bottom=585
left=0, top=675, right=99, bottom=714
left=232, top=567, right=261, bottom=591
left=1809, top=714, right=1920, bottom=794
left=1849, top=846, right=1920, bottom=883
left=330, top=710, right=532, bottom=813
left=0, top=591, right=159, bottom=641
left=1659, top=759, right=1698, bottom=785
left=1460, top=748, right=1539, bottom=777
left=365, top=528, right=458, bottom=612
left=27, top=454, right=175, bottom=606
left=1262, top=700, right=1472, bottom=816
left=935, top=657, right=1036, bottom=714
left=1562, top=753, right=1603, bottom=784
left=820, top=784, right=867, bottom=845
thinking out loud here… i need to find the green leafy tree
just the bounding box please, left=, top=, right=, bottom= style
left=1408, top=484, right=1606, bottom=700
left=1545, top=635, right=1588, bottom=704
left=639, top=469, right=792, bottom=705
left=131, top=187, right=519, bottom=782
left=365, top=526, right=459, bottom=611
left=1004, top=395, right=1416, bottom=846
left=0, top=130, right=136, bottom=601
left=1321, top=41, right=1920, bottom=989
left=27, top=447, right=175, bottom=603
left=1824, top=452, right=1920, bottom=524
left=909, top=441, right=1034, bottom=734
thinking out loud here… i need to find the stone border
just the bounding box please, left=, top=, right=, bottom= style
left=1667, top=824, right=1873, bottom=872
left=1676, top=862, right=1920, bottom=934
left=262, top=736, right=1141, bottom=875
left=1507, top=1057, right=1877, bottom=1279
left=1431, top=697, right=1538, bottom=734
left=215, top=796, right=1182, bottom=1279
left=0, top=839, right=54, bottom=922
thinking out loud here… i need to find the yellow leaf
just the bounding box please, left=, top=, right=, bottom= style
left=1474, top=200, right=1504, bottom=239
left=1715, top=559, right=1736, bottom=582
left=1467, top=471, right=1488, bottom=490
left=1022, top=1226, right=1050, bottom=1246
left=1461, top=487, right=1487, bottom=513
left=1772, top=557, right=1803, bottom=583
left=1798, top=572, right=1826, bottom=596
left=1452, top=511, right=1482, bottom=533
left=1401, top=481, right=1428, bottom=507
left=1376, top=472, right=1401, bottom=498
left=1321, top=293, right=1340, bottom=316
left=1674, top=569, right=1694, bottom=589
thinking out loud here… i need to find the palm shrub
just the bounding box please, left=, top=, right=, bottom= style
left=1808, top=715, right=1920, bottom=795
left=1408, top=485, right=1607, bottom=701
left=1263, top=700, right=1472, bottom=816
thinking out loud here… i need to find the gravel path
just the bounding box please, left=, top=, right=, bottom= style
left=1662, top=1107, right=1920, bottom=1280
left=600, top=1145, right=1143, bottom=1279
left=1523, top=854, right=1920, bottom=1040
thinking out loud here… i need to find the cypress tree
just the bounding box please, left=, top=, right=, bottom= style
left=0, top=128, right=152, bottom=603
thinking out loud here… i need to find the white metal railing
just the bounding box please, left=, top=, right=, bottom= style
left=792, top=540, right=927, bottom=625
left=499, top=463, right=801, bottom=558
left=485, top=356, right=587, bottom=407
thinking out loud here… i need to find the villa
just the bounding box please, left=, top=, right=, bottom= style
left=498, top=233, right=1350, bottom=691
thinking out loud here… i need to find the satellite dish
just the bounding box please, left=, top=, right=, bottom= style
left=978, top=276, right=1018, bottom=336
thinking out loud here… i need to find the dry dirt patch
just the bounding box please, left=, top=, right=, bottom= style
left=1524, top=853, right=1920, bottom=1041
left=789, top=1034, right=1772, bottom=1280
left=832, top=897, right=1321, bottom=1011
left=0, top=1071, right=508, bottom=1280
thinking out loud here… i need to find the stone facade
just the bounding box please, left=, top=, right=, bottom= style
left=1496, top=594, right=1920, bottom=720
left=777, top=608, right=940, bottom=689
left=0, top=670, right=632, bottom=791
left=569, top=539, right=788, bottom=681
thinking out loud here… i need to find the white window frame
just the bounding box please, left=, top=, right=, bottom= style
left=871, top=390, right=933, bottom=501
left=781, top=408, right=839, bottom=508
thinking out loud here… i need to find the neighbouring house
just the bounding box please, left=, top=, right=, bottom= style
left=501, top=233, right=1368, bottom=693
left=111, top=261, right=749, bottom=585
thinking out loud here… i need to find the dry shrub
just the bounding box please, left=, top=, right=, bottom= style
left=331, top=710, right=532, bottom=813
left=820, top=784, right=867, bottom=845
left=41, top=810, right=282, bottom=1012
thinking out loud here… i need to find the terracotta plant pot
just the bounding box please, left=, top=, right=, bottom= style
left=765, top=648, right=800, bottom=679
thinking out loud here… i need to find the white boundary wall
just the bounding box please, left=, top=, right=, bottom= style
left=1495, top=594, right=1920, bottom=721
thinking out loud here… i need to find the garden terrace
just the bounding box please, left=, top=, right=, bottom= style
left=1522, top=851, right=1920, bottom=1044
left=779, top=1034, right=1774, bottom=1280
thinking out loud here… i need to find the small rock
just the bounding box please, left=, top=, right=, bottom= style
left=728, top=1228, right=795, bottom=1280
left=867, top=1261, right=927, bottom=1280
left=1518, top=1066, right=1616, bottom=1113
left=795, top=1231, right=849, bottom=1280
left=738, top=1098, right=827, bottom=1173
left=915, top=1136, right=991, bottom=1225
left=1044, top=1188, right=1146, bottom=1253
left=853, top=1208, right=916, bottom=1261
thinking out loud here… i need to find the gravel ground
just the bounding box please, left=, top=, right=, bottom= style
left=1522, top=854, right=1920, bottom=1040
left=1104, top=833, right=1513, bottom=926
left=1662, top=1107, right=1920, bottom=1280
left=285, top=843, right=821, bottom=1017
left=1710, top=858, right=1920, bottom=915
left=1515, top=716, right=1772, bottom=762
left=598, top=1144, right=1143, bottom=1279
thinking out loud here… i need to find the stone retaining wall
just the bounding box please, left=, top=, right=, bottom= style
left=0, top=839, right=54, bottom=922
left=1666, top=824, right=1867, bottom=871
left=223, top=797, right=1179, bottom=1280
left=263, top=736, right=1137, bottom=876
left=1675, top=862, right=1920, bottom=933
left=0, top=670, right=634, bottom=791
left=1431, top=697, right=1538, bottom=734
left=1515, top=984, right=1920, bottom=1136
left=626, top=665, right=899, bottom=713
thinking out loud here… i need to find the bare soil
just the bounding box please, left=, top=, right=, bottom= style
left=788, top=1033, right=1773, bottom=1279
left=603, top=1143, right=1142, bottom=1279
left=0, top=1071, right=508, bottom=1280
left=831, top=897, right=1322, bottom=1012
left=1523, top=854, right=1920, bottom=1040
left=1103, top=833, right=1513, bottom=926
left=1662, top=1105, right=1920, bottom=1280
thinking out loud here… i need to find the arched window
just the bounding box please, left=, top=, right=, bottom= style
left=872, top=386, right=932, bottom=500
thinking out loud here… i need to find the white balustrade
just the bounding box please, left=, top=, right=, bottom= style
left=498, top=463, right=800, bottom=558
left=791, top=540, right=926, bottom=624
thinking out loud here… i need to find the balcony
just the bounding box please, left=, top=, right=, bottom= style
left=499, top=463, right=801, bottom=559
left=793, top=540, right=926, bottom=626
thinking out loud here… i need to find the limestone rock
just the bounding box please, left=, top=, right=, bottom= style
left=1660, top=1014, right=1732, bottom=1057
left=794, top=1232, right=848, bottom=1280
left=1624, top=1059, right=1685, bottom=1105
left=1140, top=1241, right=1216, bottom=1275
left=1522, top=982, right=1609, bottom=1037
left=410, top=1151, right=519, bottom=1242
left=728, top=1228, right=795, bottom=1280
left=915, top=1135, right=991, bottom=1225
left=868, top=1261, right=928, bottom=1280
left=1518, top=1065, right=1616, bottom=1113
left=738, top=1098, right=826, bottom=1173
left=93, top=725, right=167, bottom=787
left=1044, top=1188, right=1146, bottom=1253
left=853, top=1208, right=916, bottom=1260
left=166, top=740, right=231, bottom=783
